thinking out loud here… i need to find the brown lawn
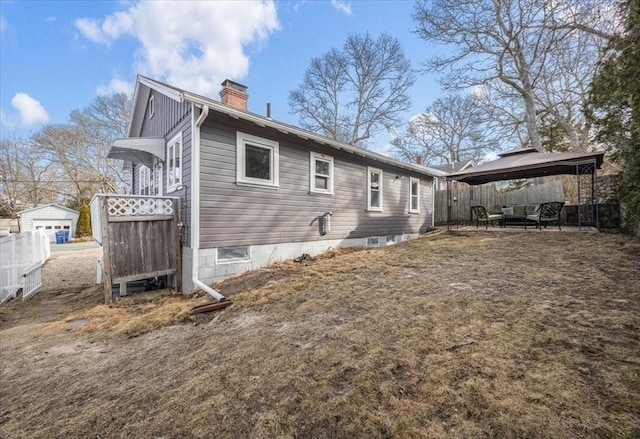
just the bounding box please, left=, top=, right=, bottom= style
left=1, top=230, right=639, bottom=439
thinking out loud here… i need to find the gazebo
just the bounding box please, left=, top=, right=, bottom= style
left=445, top=148, right=605, bottom=230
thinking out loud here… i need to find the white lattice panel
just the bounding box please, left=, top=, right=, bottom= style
left=107, top=197, right=174, bottom=217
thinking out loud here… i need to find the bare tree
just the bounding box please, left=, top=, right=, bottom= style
left=0, top=137, right=55, bottom=217
left=413, top=0, right=616, bottom=151
left=391, top=94, right=495, bottom=165
left=289, top=32, right=415, bottom=147
left=70, top=93, right=131, bottom=191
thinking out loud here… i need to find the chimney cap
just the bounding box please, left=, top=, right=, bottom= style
left=221, top=79, right=248, bottom=93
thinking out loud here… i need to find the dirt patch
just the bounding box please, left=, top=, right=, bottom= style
left=1, top=231, right=639, bottom=439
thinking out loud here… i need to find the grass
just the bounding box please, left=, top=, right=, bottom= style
left=1, top=230, right=639, bottom=438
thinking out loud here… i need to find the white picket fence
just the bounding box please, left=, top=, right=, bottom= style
left=0, top=231, right=50, bottom=304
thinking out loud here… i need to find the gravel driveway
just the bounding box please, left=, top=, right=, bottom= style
left=41, top=247, right=102, bottom=291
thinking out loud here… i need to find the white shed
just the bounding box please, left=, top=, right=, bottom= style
left=18, top=204, right=80, bottom=243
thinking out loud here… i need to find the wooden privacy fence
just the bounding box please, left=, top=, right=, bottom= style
left=435, top=181, right=565, bottom=224
left=91, top=195, right=181, bottom=304
left=0, top=230, right=50, bottom=304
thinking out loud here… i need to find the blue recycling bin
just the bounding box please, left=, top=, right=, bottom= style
left=63, top=231, right=70, bottom=242
left=55, top=231, right=65, bottom=244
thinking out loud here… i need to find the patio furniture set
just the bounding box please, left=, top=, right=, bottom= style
left=471, top=202, right=565, bottom=230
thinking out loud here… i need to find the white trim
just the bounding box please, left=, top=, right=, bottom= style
left=367, top=167, right=383, bottom=212
left=236, top=131, right=279, bottom=188
left=166, top=132, right=183, bottom=192
left=309, top=152, right=334, bottom=195
left=148, top=95, right=155, bottom=119
left=409, top=177, right=420, bottom=213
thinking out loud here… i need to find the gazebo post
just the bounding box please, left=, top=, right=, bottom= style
left=593, top=160, right=599, bottom=230
left=446, top=179, right=451, bottom=231
left=577, top=164, right=582, bottom=230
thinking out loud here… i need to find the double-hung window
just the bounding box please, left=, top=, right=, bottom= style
left=167, top=132, right=182, bottom=192
left=367, top=167, right=383, bottom=211
left=409, top=177, right=420, bottom=213
left=310, top=152, right=334, bottom=194
left=139, top=165, right=151, bottom=195
left=236, top=132, right=279, bottom=187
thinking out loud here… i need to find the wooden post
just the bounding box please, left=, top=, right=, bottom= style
left=101, top=196, right=113, bottom=304
left=173, top=198, right=182, bottom=293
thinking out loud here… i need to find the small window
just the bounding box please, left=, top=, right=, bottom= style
left=367, top=167, right=383, bottom=211
left=386, top=235, right=396, bottom=244
left=148, top=95, right=155, bottom=119
left=409, top=177, right=420, bottom=213
left=45, top=226, right=52, bottom=230
left=167, top=132, right=182, bottom=191
left=367, top=236, right=380, bottom=246
left=217, top=246, right=251, bottom=262
left=35, top=226, right=43, bottom=229
left=54, top=226, right=61, bottom=230
left=63, top=226, right=70, bottom=230
left=310, top=152, right=334, bottom=194
left=139, top=165, right=151, bottom=195
left=153, top=161, right=163, bottom=195
left=236, top=132, right=279, bottom=187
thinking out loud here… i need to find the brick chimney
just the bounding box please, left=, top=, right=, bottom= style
left=416, top=155, right=424, bottom=165
left=219, top=79, right=248, bottom=111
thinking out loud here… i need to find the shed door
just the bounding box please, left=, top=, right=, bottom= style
left=33, top=219, right=72, bottom=242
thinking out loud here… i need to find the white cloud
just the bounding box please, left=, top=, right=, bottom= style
left=46, top=16, right=57, bottom=24
left=76, top=1, right=280, bottom=96
left=11, top=93, right=49, bottom=126
left=0, top=13, right=6, bottom=32
left=331, top=0, right=352, bottom=15
left=97, top=78, right=135, bottom=96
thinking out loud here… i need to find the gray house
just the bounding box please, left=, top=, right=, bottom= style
left=109, top=75, right=444, bottom=293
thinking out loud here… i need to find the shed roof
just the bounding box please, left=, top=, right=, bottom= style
left=17, top=203, right=79, bottom=216
left=446, top=148, right=605, bottom=185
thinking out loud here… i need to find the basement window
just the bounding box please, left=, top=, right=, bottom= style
left=217, top=246, right=251, bottom=263
left=367, top=236, right=380, bottom=247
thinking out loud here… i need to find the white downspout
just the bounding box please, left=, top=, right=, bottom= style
left=191, top=104, right=226, bottom=301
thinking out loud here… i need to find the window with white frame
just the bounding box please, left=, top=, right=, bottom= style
left=148, top=95, right=155, bottom=119
left=139, top=165, right=151, bottom=195
left=236, top=132, right=279, bottom=187
left=310, top=152, right=334, bottom=194
left=166, top=132, right=182, bottom=191
left=153, top=161, right=163, bottom=195
left=217, top=246, right=251, bottom=263
left=409, top=177, right=420, bottom=213
left=367, top=167, right=383, bottom=211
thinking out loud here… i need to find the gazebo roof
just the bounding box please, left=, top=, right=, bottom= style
left=446, top=148, right=605, bottom=185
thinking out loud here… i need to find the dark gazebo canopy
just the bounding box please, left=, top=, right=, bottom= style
left=447, top=148, right=605, bottom=185
left=444, top=148, right=606, bottom=230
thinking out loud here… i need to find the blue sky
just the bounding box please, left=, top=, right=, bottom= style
left=0, top=0, right=444, bottom=154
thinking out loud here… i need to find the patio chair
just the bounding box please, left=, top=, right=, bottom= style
left=525, top=202, right=565, bottom=230
left=470, top=205, right=504, bottom=230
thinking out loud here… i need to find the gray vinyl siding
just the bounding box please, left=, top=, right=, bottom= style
left=198, top=114, right=433, bottom=249
left=141, top=90, right=191, bottom=138
left=165, top=119, right=192, bottom=247
left=136, top=91, right=193, bottom=247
